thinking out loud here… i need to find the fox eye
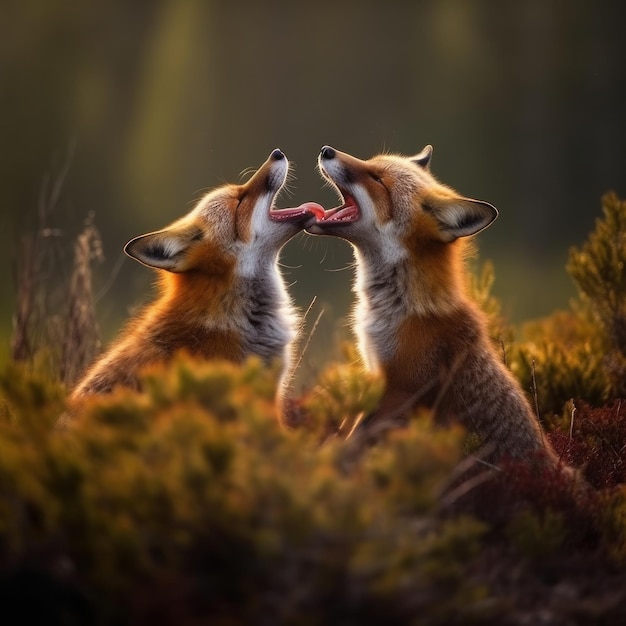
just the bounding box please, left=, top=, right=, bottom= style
left=370, top=173, right=383, bottom=184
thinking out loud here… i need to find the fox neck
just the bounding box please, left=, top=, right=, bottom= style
left=237, top=265, right=298, bottom=362
left=353, top=240, right=467, bottom=371
left=237, top=239, right=280, bottom=279
left=154, top=260, right=296, bottom=363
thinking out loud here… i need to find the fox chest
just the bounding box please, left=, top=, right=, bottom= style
left=354, top=263, right=410, bottom=369
left=237, top=274, right=296, bottom=362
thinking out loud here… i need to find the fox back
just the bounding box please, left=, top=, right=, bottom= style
left=308, top=145, right=562, bottom=465
left=72, top=149, right=313, bottom=402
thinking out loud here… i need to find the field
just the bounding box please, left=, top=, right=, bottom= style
left=1, top=193, right=625, bottom=625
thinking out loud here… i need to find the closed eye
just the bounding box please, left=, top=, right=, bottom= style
left=232, top=195, right=244, bottom=240
left=370, top=173, right=388, bottom=193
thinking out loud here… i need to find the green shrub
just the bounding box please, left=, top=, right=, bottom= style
left=0, top=357, right=491, bottom=625
left=3, top=194, right=626, bottom=625
left=467, top=259, right=513, bottom=348
left=300, top=342, right=383, bottom=439
left=508, top=193, right=626, bottom=414
left=510, top=310, right=611, bottom=414
left=505, top=509, right=567, bottom=559
left=568, top=192, right=626, bottom=363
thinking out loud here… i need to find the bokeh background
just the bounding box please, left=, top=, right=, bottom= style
left=2, top=0, right=625, bottom=369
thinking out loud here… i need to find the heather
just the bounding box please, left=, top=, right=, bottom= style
left=2, top=194, right=626, bottom=624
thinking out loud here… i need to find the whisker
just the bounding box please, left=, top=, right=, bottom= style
left=325, top=262, right=356, bottom=273
left=278, top=261, right=303, bottom=270
left=239, top=166, right=257, bottom=181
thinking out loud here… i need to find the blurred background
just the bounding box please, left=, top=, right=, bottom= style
left=2, top=0, right=625, bottom=370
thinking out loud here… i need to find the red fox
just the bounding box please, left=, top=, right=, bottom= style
left=71, top=149, right=314, bottom=403
left=307, top=145, right=564, bottom=466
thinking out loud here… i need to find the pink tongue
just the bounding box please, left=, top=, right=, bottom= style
left=270, top=202, right=326, bottom=221
left=297, top=202, right=326, bottom=219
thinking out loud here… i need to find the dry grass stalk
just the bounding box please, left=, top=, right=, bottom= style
left=11, top=152, right=69, bottom=364
left=10, top=143, right=103, bottom=385
left=60, top=213, right=103, bottom=386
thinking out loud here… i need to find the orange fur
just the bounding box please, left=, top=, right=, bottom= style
left=71, top=150, right=309, bottom=403
left=309, top=145, right=568, bottom=467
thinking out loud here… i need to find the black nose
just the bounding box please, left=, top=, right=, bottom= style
left=320, top=146, right=336, bottom=160
left=270, top=148, right=285, bottom=161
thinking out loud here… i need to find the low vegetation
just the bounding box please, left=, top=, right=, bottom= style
left=1, top=193, right=626, bottom=624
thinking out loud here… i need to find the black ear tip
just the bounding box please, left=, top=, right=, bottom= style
left=123, top=238, right=136, bottom=257
left=124, top=235, right=144, bottom=259
left=485, top=202, right=499, bottom=221
left=124, top=234, right=168, bottom=265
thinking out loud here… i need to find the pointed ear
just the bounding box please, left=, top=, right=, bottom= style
left=410, top=145, right=433, bottom=169
left=124, top=223, right=203, bottom=272
left=433, top=197, right=498, bottom=242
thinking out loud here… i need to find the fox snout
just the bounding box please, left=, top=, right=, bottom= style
left=270, top=148, right=285, bottom=161
left=306, top=146, right=366, bottom=235
left=264, top=148, right=288, bottom=192
left=244, top=147, right=289, bottom=197
left=317, top=145, right=351, bottom=185
left=320, top=145, right=335, bottom=159
left=266, top=149, right=322, bottom=227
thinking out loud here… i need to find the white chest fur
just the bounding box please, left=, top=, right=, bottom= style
left=233, top=261, right=297, bottom=364
left=353, top=251, right=409, bottom=372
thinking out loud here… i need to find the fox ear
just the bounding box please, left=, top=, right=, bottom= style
left=433, top=197, right=498, bottom=242
left=124, top=223, right=202, bottom=272
left=410, top=145, right=433, bottom=170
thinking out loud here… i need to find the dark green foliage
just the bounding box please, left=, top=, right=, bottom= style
left=467, top=259, right=513, bottom=348
left=1, top=354, right=625, bottom=625
left=0, top=360, right=66, bottom=428
left=567, top=192, right=626, bottom=395
left=508, top=193, right=626, bottom=413
left=505, top=508, right=568, bottom=558
left=568, top=193, right=626, bottom=354
left=299, top=342, right=383, bottom=439
left=0, top=358, right=492, bottom=625
left=511, top=310, right=611, bottom=413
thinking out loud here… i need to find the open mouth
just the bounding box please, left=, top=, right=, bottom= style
left=316, top=190, right=360, bottom=224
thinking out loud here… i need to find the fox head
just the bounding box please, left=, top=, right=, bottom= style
left=307, top=145, right=498, bottom=251
left=125, top=149, right=313, bottom=277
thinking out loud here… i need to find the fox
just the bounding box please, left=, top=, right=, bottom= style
left=306, top=145, right=565, bottom=467
left=71, top=148, right=314, bottom=407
